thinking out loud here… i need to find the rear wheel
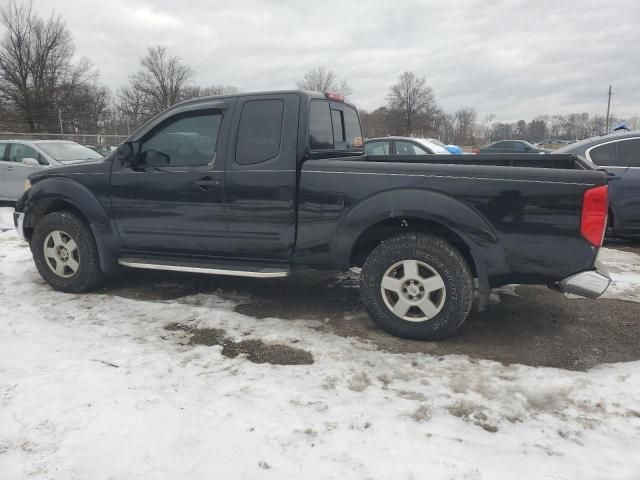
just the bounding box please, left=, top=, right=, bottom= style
left=31, top=211, right=104, bottom=292
left=360, top=233, right=473, bottom=340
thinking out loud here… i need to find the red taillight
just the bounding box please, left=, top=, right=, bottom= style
left=580, top=185, right=608, bottom=247
left=324, top=91, right=345, bottom=102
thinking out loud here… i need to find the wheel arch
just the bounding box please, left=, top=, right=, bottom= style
left=22, top=179, right=120, bottom=273
left=332, top=189, right=503, bottom=309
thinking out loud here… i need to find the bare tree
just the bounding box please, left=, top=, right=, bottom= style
left=296, top=67, right=352, bottom=97
left=63, top=82, right=110, bottom=133
left=386, top=71, right=439, bottom=135
left=129, top=45, right=194, bottom=115
left=453, top=107, right=477, bottom=145
left=180, top=84, right=238, bottom=100
left=0, top=1, right=92, bottom=132
left=478, top=113, right=496, bottom=143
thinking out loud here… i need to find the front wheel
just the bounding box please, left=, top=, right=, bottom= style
left=31, top=211, right=104, bottom=293
left=360, top=233, right=473, bottom=340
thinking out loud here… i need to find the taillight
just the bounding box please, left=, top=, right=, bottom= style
left=580, top=185, right=608, bottom=247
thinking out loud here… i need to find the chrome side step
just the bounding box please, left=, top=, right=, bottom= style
left=117, top=259, right=289, bottom=278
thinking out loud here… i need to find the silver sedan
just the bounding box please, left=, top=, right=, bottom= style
left=0, top=140, right=104, bottom=200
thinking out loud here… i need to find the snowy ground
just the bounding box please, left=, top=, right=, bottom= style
left=1, top=206, right=640, bottom=479
left=0, top=206, right=13, bottom=231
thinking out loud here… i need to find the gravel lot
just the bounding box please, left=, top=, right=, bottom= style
left=105, top=239, right=640, bottom=372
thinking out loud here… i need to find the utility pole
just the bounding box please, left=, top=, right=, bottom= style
left=58, top=108, right=64, bottom=134
left=605, top=85, right=612, bottom=133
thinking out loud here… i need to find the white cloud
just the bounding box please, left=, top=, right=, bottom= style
left=29, top=0, right=640, bottom=120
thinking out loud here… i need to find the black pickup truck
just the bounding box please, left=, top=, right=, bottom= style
left=14, top=90, right=611, bottom=340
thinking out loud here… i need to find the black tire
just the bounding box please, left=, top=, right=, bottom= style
left=31, top=211, right=104, bottom=293
left=360, top=233, right=473, bottom=340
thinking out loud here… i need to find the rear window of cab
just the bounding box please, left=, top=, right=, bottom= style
left=309, top=99, right=363, bottom=152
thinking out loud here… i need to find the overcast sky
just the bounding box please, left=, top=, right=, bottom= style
left=30, top=0, right=640, bottom=121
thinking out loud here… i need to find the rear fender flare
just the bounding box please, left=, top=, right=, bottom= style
left=332, top=188, right=505, bottom=296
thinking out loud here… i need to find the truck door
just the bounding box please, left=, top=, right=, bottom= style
left=224, top=93, right=300, bottom=260
left=110, top=104, right=232, bottom=255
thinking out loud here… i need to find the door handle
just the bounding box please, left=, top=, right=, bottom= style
left=193, top=176, right=221, bottom=191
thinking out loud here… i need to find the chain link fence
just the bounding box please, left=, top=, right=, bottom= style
left=0, top=132, right=127, bottom=147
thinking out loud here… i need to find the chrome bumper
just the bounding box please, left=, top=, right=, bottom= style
left=14, top=212, right=25, bottom=240
left=558, top=260, right=611, bottom=299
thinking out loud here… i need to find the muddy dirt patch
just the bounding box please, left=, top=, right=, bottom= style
left=165, top=323, right=314, bottom=365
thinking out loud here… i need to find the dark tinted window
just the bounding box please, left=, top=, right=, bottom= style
left=141, top=111, right=221, bottom=167
left=309, top=100, right=333, bottom=149
left=309, top=101, right=363, bottom=151
left=0, top=144, right=6, bottom=160
left=512, top=142, right=526, bottom=152
left=616, top=139, right=640, bottom=167
left=331, top=109, right=345, bottom=145
left=589, top=142, right=618, bottom=166
left=365, top=141, right=390, bottom=155
left=236, top=99, right=284, bottom=165
left=343, top=107, right=363, bottom=150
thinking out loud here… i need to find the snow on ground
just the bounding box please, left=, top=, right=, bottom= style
left=1, top=207, right=640, bottom=479
left=0, top=206, right=14, bottom=231
left=600, top=247, right=640, bottom=302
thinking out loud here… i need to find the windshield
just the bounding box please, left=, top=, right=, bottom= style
left=37, top=142, right=104, bottom=162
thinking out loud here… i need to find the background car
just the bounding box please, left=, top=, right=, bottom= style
left=555, top=131, right=640, bottom=237
left=0, top=140, right=103, bottom=201
left=476, top=140, right=552, bottom=154
left=86, top=144, right=115, bottom=156
left=365, top=136, right=451, bottom=156
left=425, top=138, right=463, bottom=154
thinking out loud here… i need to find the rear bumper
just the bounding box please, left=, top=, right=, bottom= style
left=14, top=212, right=25, bottom=240
left=557, top=259, right=611, bottom=299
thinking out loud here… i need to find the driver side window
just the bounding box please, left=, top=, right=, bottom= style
left=140, top=110, right=222, bottom=167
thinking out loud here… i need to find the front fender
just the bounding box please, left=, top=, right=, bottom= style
left=20, top=178, right=120, bottom=273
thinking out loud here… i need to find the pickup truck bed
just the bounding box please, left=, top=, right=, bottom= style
left=13, top=90, right=611, bottom=340
left=296, top=157, right=605, bottom=287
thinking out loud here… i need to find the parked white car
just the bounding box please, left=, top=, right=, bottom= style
left=365, top=136, right=451, bottom=156
left=0, top=140, right=104, bottom=200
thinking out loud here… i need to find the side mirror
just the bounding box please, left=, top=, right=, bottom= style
left=117, top=142, right=135, bottom=166
left=21, top=157, right=40, bottom=167
left=140, top=150, right=170, bottom=167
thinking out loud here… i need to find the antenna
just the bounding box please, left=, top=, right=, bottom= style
left=605, top=85, right=612, bottom=133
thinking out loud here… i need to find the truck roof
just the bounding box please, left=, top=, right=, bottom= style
left=175, top=89, right=356, bottom=109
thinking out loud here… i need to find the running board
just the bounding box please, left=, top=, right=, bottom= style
left=118, top=257, right=290, bottom=278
